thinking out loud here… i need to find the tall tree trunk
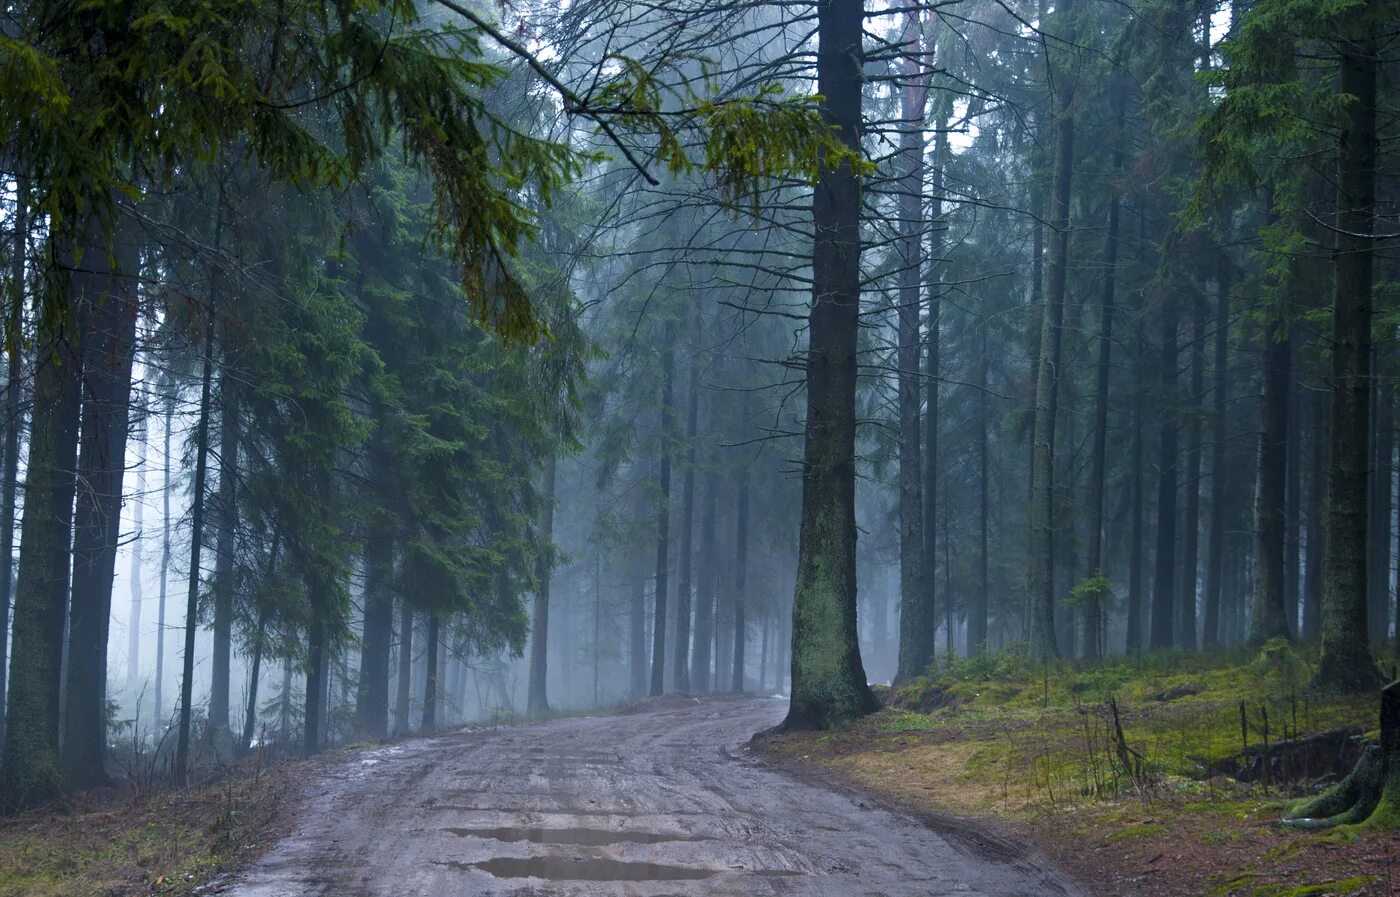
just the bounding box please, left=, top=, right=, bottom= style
left=1127, top=324, right=1147, bottom=654
left=528, top=453, right=557, bottom=715
left=0, top=176, right=27, bottom=750
left=304, top=616, right=325, bottom=755
left=896, top=11, right=930, bottom=683
left=971, top=325, right=990, bottom=654
left=1178, top=291, right=1205, bottom=650
left=1254, top=307, right=1292, bottom=644
left=1316, top=0, right=1384, bottom=690
left=782, top=0, right=877, bottom=731
left=156, top=397, right=173, bottom=725
left=394, top=600, right=413, bottom=733
left=0, top=245, right=85, bottom=809
left=1084, top=81, right=1124, bottom=660
left=175, top=312, right=216, bottom=783
left=650, top=325, right=676, bottom=697
left=692, top=467, right=717, bottom=691
left=1286, top=363, right=1305, bottom=636
left=732, top=461, right=750, bottom=691
left=674, top=346, right=699, bottom=692
left=356, top=521, right=394, bottom=739
left=1027, top=0, right=1077, bottom=659
left=64, top=227, right=140, bottom=790
left=422, top=615, right=439, bottom=732
left=1204, top=257, right=1232, bottom=648
left=1303, top=388, right=1327, bottom=641
left=1368, top=363, right=1393, bottom=642
left=241, top=610, right=266, bottom=755
left=127, top=406, right=147, bottom=692
left=1150, top=289, right=1180, bottom=650
left=630, top=548, right=648, bottom=699
left=209, top=373, right=240, bottom=730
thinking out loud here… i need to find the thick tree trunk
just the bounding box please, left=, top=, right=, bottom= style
left=528, top=454, right=556, bottom=715
left=209, top=373, right=240, bottom=730
left=630, top=549, right=648, bottom=698
left=1150, top=291, right=1180, bottom=650
left=1027, top=0, right=1076, bottom=659
left=895, top=12, right=930, bottom=683
left=692, top=467, right=717, bottom=691
left=1368, top=365, right=1393, bottom=642
left=0, top=250, right=85, bottom=809
left=241, top=610, right=266, bottom=755
left=64, top=228, right=140, bottom=790
left=1204, top=257, right=1232, bottom=648
left=650, top=326, right=676, bottom=697
left=1286, top=365, right=1304, bottom=636
left=175, top=313, right=216, bottom=783
left=971, top=326, right=990, bottom=654
left=782, top=0, right=877, bottom=731
left=1286, top=679, right=1400, bottom=828
left=674, top=349, right=699, bottom=692
left=1316, top=0, right=1383, bottom=690
left=304, top=616, right=325, bottom=755
left=1303, top=388, right=1327, bottom=641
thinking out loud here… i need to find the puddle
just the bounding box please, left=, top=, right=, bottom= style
left=447, top=857, right=717, bottom=881
left=446, top=826, right=702, bottom=846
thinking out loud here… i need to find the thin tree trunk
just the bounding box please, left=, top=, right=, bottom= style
left=971, top=325, right=990, bottom=654
left=1303, top=387, right=1327, bottom=642
left=528, top=454, right=556, bottom=715
left=156, top=397, right=173, bottom=726
left=64, top=226, right=140, bottom=790
left=1179, top=291, right=1205, bottom=650
left=674, top=345, right=699, bottom=692
left=732, top=461, right=750, bottom=692
left=395, top=600, right=413, bottom=733
left=1368, top=361, right=1393, bottom=642
left=127, top=405, right=147, bottom=691
left=1316, top=0, right=1384, bottom=690
left=1150, top=289, right=1180, bottom=650
left=304, top=615, right=325, bottom=754
left=783, top=0, right=877, bottom=730
left=209, top=372, right=240, bottom=730
left=1027, top=0, right=1077, bottom=659
left=692, top=466, right=717, bottom=691
left=1204, top=257, right=1232, bottom=648
left=422, top=615, right=439, bottom=732
left=1286, top=363, right=1305, bottom=637
left=650, top=324, right=676, bottom=697
left=0, top=176, right=26, bottom=750
left=241, top=611, right=266, bottom=755
left=896, top=10, right=930, bottom=685
left=1127, top=324, right=1147, bottom=655
left=356, top=520, right=394, bottom=739
left=175, top=311, right=216, bottom=783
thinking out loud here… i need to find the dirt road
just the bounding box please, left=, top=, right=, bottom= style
left=224, top=695, right=1080, bottom=896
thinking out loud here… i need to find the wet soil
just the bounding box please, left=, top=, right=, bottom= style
left=221, top=695, right=1083, bottom=896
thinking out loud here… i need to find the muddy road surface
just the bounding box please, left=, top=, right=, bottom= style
left=225, top=695, right=1079, bottom=896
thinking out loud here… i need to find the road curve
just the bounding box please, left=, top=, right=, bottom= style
left=224, top=695, right=1080, bottom=897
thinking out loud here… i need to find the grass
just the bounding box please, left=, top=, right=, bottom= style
left=757, top=642, right=1399, bottom=897
left=0, top=756, right=301, bottom=897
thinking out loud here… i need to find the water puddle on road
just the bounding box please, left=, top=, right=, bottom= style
left=444, top=857, right=717, bottom=881
left=445, top=826, right=703, bottom=846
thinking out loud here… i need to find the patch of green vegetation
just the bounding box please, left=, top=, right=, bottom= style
left=1103, top=822, right=1165, bottom=842
left=1244, top=876, right=1374, bottom=897
left=1200, top=828, right=1249, bottom=846
left=880, top=711, right=937, bottom=733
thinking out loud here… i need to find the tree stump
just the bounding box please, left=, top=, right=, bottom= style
left=1284, top=679, right=1400, bottom=829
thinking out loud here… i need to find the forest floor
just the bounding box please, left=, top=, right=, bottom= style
left=0, top=748, right=313, bottom=897
left=755, top=643, right=1400, bottom=897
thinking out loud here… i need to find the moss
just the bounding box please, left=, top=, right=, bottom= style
left=1103, top=822, right=1165, bottom=842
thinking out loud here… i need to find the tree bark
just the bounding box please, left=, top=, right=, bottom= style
left=0, top=176, right=27, bottom=750
left=422, top=614, right=439, bottom=732
left=1127, top=323, right=1147, bottom=654
left=1027, top=0, right=1076, bottom=659
left=1315, top=0, right=1383, bottom=690
left=209, top=371, right=240, bottom=730
left=1150, top=290, right=1180, bottom=650
left=64, top=227, right=140, bottom=790
left=732, top=460, right=750, bottom=691
left=1179, top=291, right=1205, bottom=650
left=356, top=521, right=394, bottom=739
left=127, top=408, right=147, bottom=693
left=1204, top=255, right=1232, bottom=648
left=650, top=322, right=676, bottom=697
left=528, top=453, right=556, bottom=715
left=674, top=349, right=699, bottom=692
left=175, top=311, right=216, bottom=783
left=156, top=397, right=173, bottom=726
left=1303, top=387, right=1327, bottom=641
left=0, top=246, right=85, bottom=809
left=782, top=0, right=878, bottom=731
left=394, top=600, right=413, bottom=733
left=692, top=467, right=717, bottom=691
left=895, top=10, right=930, bottom=683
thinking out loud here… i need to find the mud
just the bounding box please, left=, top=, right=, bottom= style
left=221, top=695, right=1081, bottom=896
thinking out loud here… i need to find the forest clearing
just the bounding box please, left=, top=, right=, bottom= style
left=3, top=0, right=1400, bottom=894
